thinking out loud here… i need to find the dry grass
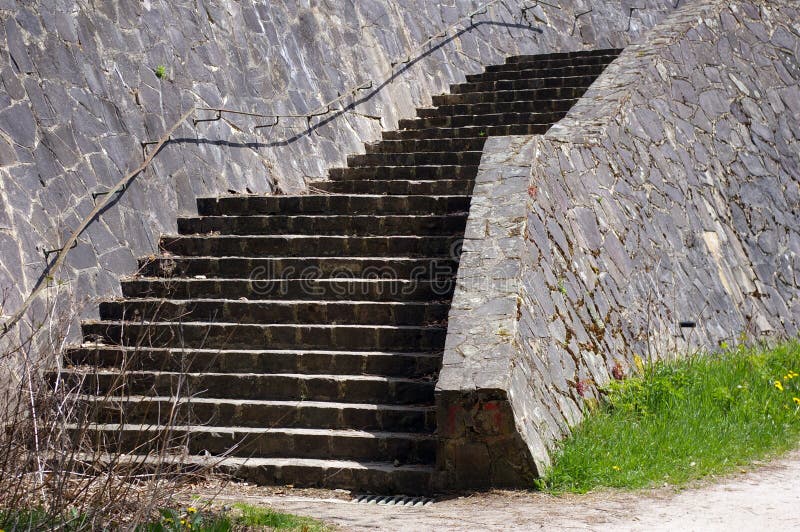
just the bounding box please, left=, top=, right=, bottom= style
left=0, top=288, right=219, bottom=529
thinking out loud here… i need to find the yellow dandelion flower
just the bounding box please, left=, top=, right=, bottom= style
left=187, top=507, right=197, bottom=514
left=775, top=380, right=784, bottom=391
left=612, top=465, right=621, bottom=471
left=793, top=397, right=800, bottom=406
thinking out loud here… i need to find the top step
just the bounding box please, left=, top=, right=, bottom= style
left=484, top=53, right=617, bottom=74
left=505, top=48, right=623, bottom=63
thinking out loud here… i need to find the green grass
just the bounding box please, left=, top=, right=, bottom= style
left=233, top=502, right=330, bottom=530
left=0, top=503, right=329, bottom=531
left=543, top=340, right=800, bottom=493
left=136, top=503, right=330, bottom=531
left=0, top=508, right=89, bottom=531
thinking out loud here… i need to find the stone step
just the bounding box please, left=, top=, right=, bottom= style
left=196, top=194, right=470, bottom=216
left=99, top=299, right=450, bottom=326
left=398, top=110, right=565, bottom=130
left=79, top=454, right=435, bottom=495
left=450, top=73, right=599, bottom=94
left=485, top=53, right=617, bottom=73
left=59, top=369, right=436, bottom=404
left=465, top=63, right=607, bottom=83
left=65, top=346, right=441, bottom=378
left=178, top=214, right=468, bottom=236
left=506, top=47, right=623, bottom=63
left=80, top=321, right=447, bottom=351
left=310, top=179, right=474, bottom=196
left=416, top=98, right=577, bottom=118
left=328, top=165, right=478, bottom=181
left=381, top=123, right=552, bottom=141
left=159, top=234, right=465, bottom=258
left=346, top=151, right=483, bottom=167
left=77, top=424, right=436, bottom=463
left=364, top=137, right=487, bottom=154
left=137, top=256, right=459, bottom=279
left=121, top=278, right=455, bottom=302
left=431, top=86, right=588, bottom=106
left=79, top=396, right=437, bottom=432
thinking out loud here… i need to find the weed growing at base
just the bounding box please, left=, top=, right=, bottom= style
left=543, top=340, right=800, bottom=493
left=133, top=503, right=330, bottom=531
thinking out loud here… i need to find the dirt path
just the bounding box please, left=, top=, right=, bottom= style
left=202, top=449, right=800, bottom=531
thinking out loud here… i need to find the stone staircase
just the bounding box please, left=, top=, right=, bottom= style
left=60, top=48, right=621, bottom=494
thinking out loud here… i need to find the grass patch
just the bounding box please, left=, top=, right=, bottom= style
left=543, top=340, right=800, bottom=493
left=2, top=503, right=330, bottom=531
left=234, top=502, right=330, bottom=530
left=134, top=503, right=330, bottom=531
left=0, top=508, right=90, bottom=531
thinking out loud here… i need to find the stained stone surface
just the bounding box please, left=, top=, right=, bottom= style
left=0, top=0, right=676, bottom=342
left=439, top=0, right=800, bottom=482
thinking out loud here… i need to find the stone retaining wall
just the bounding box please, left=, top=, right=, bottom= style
left=438, top=0, right=800, bottom=486
left=0, top=0, right=676, bottom=343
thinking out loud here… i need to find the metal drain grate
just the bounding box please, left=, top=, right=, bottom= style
left=351, top=494, right=435, bottom=507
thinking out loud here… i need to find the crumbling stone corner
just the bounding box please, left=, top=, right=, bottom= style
left=434, top=389, right=539, bottom=489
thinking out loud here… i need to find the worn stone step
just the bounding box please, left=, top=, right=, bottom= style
left=78, top=424, right=436, bottom=463
left=364, top=137, right=487, bottom=154
left=465, top=63, right=607, bottom=83
left=328, top=165, right=478, bottom=181
left=159, top=234, right=465, bottom=258
left=346, top=151, right=483, bottom=167
left=65, top=346, right=441, bottom=377
left=196, top=194, right=469, bottom=216
left=432, top=86, right=588, bottom=106
left=80, top=396, right=436, bottom=432
left=310, top=179, right=474, bottom=196
left=99, top=299, right=450, bottom=326
left=450, top=73, right=598, bottom=94
left=416, top=98, right=577, bottom=118
left=59, top=369, right=436, bottom=404
left=506, top=47, right=623, bottom=63
left=381, top=123, right=552, bottom=140
left=485, top=53, right=617, bottom=73
left=178, top=214, right=467, bottom=236
left=121, top=278, right=455, bottom=302
left=81, top=321, right=447, bottom=351
left=398, top=111, right=565, bottom=130
left=78, top=454, right=435, bottom=494
left=137, top=256, right=459, bottom=279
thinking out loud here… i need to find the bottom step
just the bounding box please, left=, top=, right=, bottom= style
left=75, top=424, right=436, bottom=462
left=74, top=453, right=435, bottom=495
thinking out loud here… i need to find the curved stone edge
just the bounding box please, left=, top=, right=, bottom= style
left=438, top=0, right=800, bottom=487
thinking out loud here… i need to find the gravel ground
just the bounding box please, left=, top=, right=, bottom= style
left=194, top=448, right=800, bottom=531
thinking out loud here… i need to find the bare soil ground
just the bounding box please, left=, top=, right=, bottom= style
left=192, top=448, right=800, bottom=531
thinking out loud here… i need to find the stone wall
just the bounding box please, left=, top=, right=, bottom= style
left=438, top=0, right=800, bottom=486
left=0, top=0, right=678, bottom=343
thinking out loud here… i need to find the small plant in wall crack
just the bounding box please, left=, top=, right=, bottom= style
left=557, top=279, right=567, bottom=296
left=497, top=326, right=512, bottom=339
left=154, top=65, right=168, bottom=79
